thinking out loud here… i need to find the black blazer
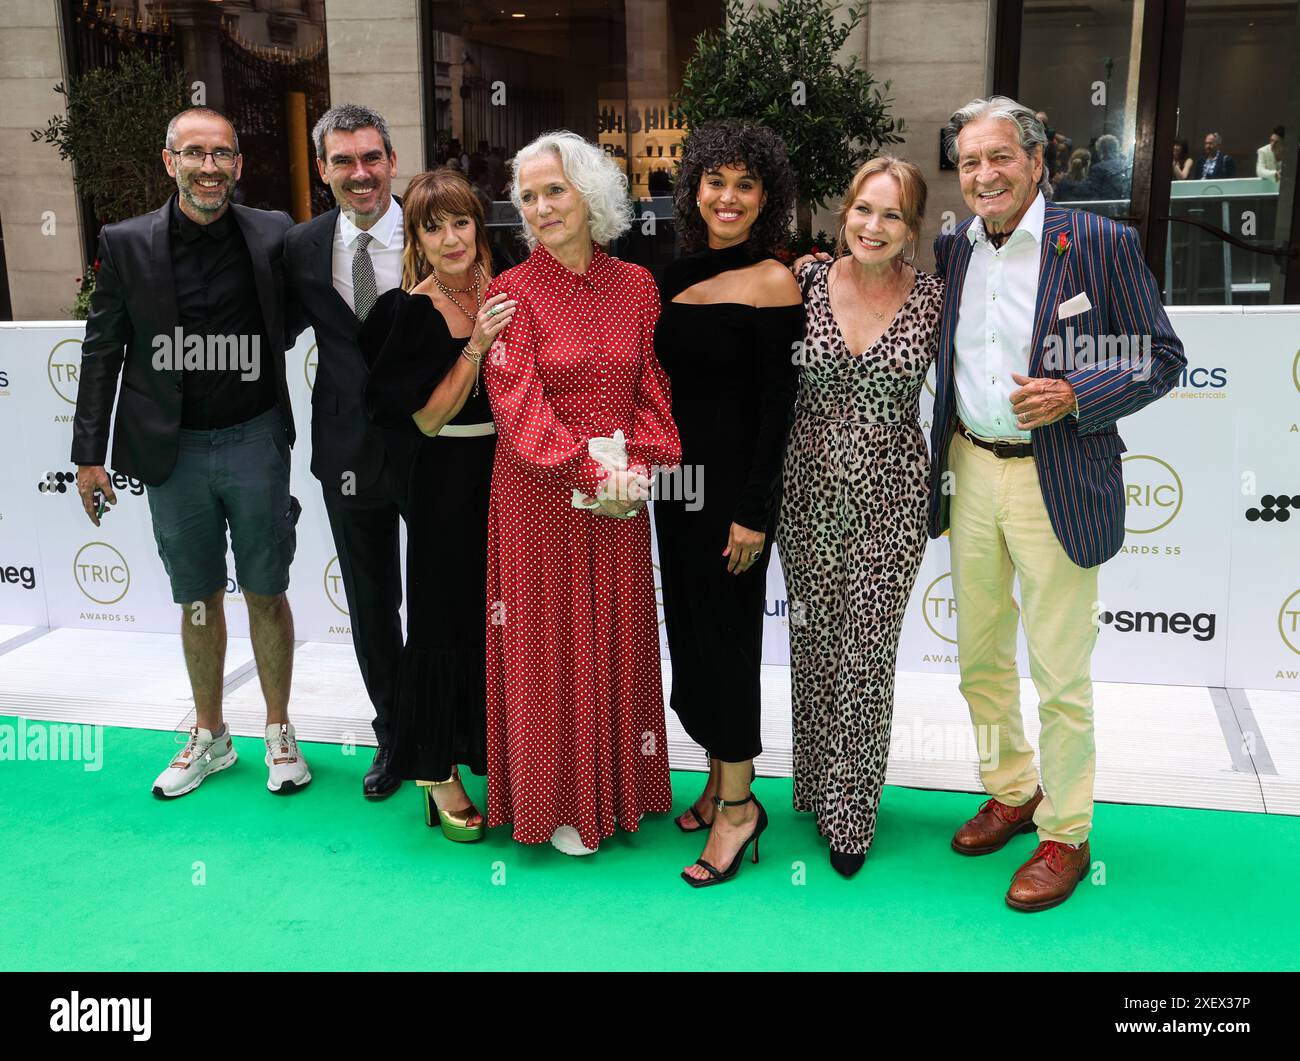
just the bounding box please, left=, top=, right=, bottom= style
left=71, top=195, right=296, bottom=486
left=1193, top=152, right=1237, bottom=179
left=283, top=204, right=403, bottom=492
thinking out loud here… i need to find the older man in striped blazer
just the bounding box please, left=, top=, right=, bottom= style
left=929, top=96, right=1185, bottom=912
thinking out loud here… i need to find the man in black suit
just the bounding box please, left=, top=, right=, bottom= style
left=284, top=103, right=412, bottom=800
left=72, top=107, right=310, bottom=799
left=1194, top=132, right=1237, bottom=179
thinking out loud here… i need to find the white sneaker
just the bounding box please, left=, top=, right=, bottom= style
left=152, top=725, right=237, bottom=799
left=550, top=825, right=598, bottom=856
left=264, top=722, right=311, bottom=794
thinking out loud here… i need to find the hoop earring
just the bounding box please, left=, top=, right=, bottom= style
left=836, top=224, right=846, bottom=251
left=904, top=239, right=917, bottom=266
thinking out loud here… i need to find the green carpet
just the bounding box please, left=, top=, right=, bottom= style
left=1, top=715, right=1296, bottom=971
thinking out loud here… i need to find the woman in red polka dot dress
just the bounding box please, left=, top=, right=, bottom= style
left=482, top=131, right=682, bottom=855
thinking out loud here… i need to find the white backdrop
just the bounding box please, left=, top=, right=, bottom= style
left=1, top=307, right=1297, bottom=692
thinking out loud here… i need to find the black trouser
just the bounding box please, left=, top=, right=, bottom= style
left=320, top=451, right=410, bottom=748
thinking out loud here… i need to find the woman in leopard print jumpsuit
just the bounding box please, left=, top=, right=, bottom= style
left=778, top=156, right=942, bottom=876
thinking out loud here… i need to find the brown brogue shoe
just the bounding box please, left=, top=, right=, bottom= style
left=950, top=787, right=1043, bottom=855
left=1005, top=839, right=1091, bottom=912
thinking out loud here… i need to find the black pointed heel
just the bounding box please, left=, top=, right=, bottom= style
left=830, top=849, right=866, bottom=877
left=681, top=794, right=767, bottom=888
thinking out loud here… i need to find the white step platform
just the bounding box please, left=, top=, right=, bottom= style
left=0, top=625, right=1295, bottom=816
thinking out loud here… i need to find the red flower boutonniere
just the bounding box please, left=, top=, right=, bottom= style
left=1054, top=232, right=1070, bottom=257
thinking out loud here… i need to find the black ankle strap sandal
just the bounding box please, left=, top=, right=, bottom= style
left=681, top=794, right=768, bottom=889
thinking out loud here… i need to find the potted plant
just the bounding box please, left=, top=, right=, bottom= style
left=33, top=52, right=186, bottom=315
left=677, top=0, right=904, bottom=243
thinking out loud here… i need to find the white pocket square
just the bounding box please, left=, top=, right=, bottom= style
left=1057, top=291, right=1093, bottom=320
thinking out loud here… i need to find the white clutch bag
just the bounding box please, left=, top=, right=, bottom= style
left=572, top=429, right=648, bottom=518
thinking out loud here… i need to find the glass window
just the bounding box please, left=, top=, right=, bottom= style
left=63, top=0, right=332, bottom=221
left=426, top=1, right=723, bottom=269
left=1018, top=0, right=1145, bottom=221
left=1164, top=0, right=1298, bottom=305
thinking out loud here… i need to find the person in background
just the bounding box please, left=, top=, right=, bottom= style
left=1054, top=148, right=1092, bottom=201
left=73, top=107, right=308, bottom=798
left=1194, top=132, right=1236, bottom=179
left=1256, top=126, right=1285, bottom=182
left=653, top=120, right=803, bottom=887
left=1086, top=134, right=1128, bottom=200
left=1172, top=138, right=1193, bottom=181
left=1035, top=111, right=1072, bottom=183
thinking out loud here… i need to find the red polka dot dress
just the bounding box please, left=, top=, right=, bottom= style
left=482, top=242, right=682, bottom=850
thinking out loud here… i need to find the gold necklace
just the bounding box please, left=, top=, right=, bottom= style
left=432, top=264, right=482, bottom=321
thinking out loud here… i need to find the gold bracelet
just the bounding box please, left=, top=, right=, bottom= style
left=461, top=344, right=483, bottom=396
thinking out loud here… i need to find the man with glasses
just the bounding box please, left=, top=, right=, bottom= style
left=284, top=104, right=410, bottom=800
left=72, top=106, right=310, bottom=798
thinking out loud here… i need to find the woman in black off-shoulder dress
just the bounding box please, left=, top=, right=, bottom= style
left=654, top=121, right=804, bottom=888
left=358, top=168, right=516, bottom=842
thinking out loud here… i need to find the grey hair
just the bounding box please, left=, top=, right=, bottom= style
left=312, top=103, right=393, bottom=160
left=1095, top=134, right=1120, bottom=161
left=1206, top=131, right=1222, bottom=146
left=165, top=107, right=239, bottom=154
left=944, top=95, right=1053, bottom=199
left=509, top=130, right=633, bottom=249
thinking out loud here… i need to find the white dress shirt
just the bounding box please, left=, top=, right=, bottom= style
left=953, top=190, right=1046, bottom=441
left=332, top=196, right=404, bottom=313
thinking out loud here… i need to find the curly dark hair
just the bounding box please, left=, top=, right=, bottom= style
left=674, top=120, right=797, bottom=255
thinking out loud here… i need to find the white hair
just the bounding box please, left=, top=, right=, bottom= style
left=509, top=130, right=632, bottom=249
left=944, top=95, right=1053, bottom=199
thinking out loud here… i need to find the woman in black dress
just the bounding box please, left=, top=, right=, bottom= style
left=359, top=169, right=516, bottom=841
left=654, top=121, right=804, bottom=886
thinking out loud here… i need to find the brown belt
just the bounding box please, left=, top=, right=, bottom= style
left=957, top=421, right=1033, bottom=459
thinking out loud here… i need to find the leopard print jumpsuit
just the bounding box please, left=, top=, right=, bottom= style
left=777, top=259, right=943, bottom=855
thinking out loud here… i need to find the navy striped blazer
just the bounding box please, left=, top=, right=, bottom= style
left=927, top=203, right=1186, bottom=569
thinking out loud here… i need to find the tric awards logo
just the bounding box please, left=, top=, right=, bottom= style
left=1280, top=589, right=1300, bottom=657
left=305, top=344, right=317, bottom=391
left=48, top=338, right=82, bottom=405
left=73, top=542, right=130, bottom=605
left=324, top=556, right=348, bottom=616
left=921, top=572, right=958, bottom=645
left=1122, top=455, right=1183, bottom=534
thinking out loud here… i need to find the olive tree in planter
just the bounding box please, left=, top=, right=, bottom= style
left=676, top=0, right=904, bottom=245
left=32, top=52, right=186, bottom=316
